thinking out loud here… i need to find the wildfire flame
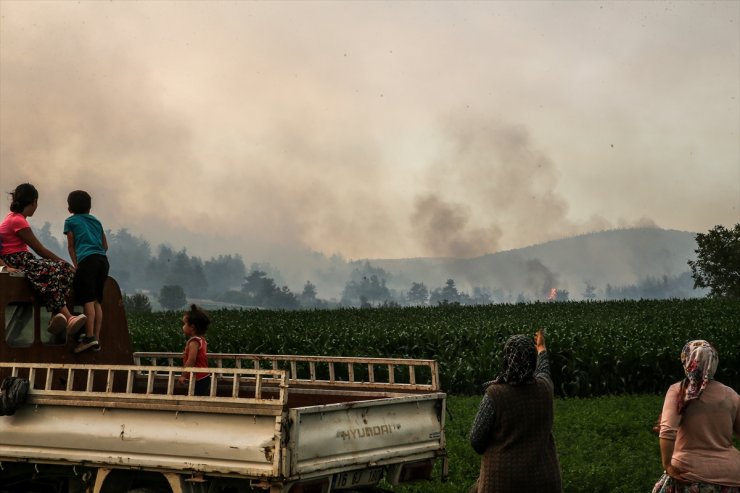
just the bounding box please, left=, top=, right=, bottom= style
left=547, top=288, right=557, bottom=302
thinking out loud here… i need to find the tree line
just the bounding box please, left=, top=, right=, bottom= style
left=36, top=223, right=739, bottom=312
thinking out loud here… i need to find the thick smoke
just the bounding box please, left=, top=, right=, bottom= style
left=411, top=194, right=502, bottom=257
left=524, top=259, right=558, bottom=298
left=0, top=16, right=199, bottom=237
left=0, top=19, right=567, bottom=261
left=0, top=7, right=403, bottom=260
left=410, top=118, right=580, bottom=258
left=1, top=3, right=671, bottom=265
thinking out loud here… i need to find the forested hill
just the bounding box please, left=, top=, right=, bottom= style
left=368, top=228, right=699, bottom=300
left=33, top=223, right=700, bottom=303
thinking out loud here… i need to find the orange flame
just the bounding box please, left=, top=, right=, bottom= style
left=547, top=288, right=557, bottom=301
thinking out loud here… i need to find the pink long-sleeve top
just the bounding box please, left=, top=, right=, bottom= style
left=659, top=380, right=740, bottom=486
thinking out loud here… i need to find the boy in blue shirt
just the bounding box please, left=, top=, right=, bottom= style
left=64, top=190, right=109, bottom=353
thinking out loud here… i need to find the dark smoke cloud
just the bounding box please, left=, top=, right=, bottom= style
left=410, top=117, right=578, bottom=258
left=407, top=116, right=667, bottom=259
left=524, top=258, right=558, bottom=298
left=411, top=194, right=502, bottom=257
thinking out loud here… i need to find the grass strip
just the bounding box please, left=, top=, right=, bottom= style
left=392, top=393, right=666, bottom=493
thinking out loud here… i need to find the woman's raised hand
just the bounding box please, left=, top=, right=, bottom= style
left=534, top=329, right=547, bottom=353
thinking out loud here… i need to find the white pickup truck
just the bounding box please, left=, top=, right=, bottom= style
left=0, top=274, right=447, bottom=493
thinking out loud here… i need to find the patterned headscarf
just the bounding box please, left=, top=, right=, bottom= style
left=494, top=334, right=537, bottom=385
left=677, top=340, right=719, bottom=414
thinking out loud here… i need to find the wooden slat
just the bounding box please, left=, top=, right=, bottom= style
left=131, top=351, right=441, bottom=391
left=166, top=371, right=174, bottom=396
left=106, top=370, right=114, bottom=393
left=187, top=376, right=195, bottom=396
left=209, top=372, right=217, bottom=397
left=146, top=370, right=154, bottom=394
left=0, top=363, right=288, bottom=409
left=255, top=374, right=262, bottom=400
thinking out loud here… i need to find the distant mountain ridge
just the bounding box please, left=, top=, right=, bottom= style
left=33, top=220, right=701, bottom=301
left=365, top=228, right=698, bottom=300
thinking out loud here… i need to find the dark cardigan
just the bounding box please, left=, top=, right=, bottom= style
left=469, top=352, right=562, bottom=493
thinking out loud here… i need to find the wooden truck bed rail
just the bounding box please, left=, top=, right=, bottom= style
left=134, top=352, right=440, bottom=393
left=1, top=362, right=287, bottom=415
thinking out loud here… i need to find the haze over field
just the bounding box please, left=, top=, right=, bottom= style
left=1, top=1, right=738, bottom=269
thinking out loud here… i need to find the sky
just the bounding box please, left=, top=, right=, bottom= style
left=1, top=0, right=738, bottom=262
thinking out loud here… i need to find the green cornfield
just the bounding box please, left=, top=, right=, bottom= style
left=129, top=298, right=740, bottom=397
left=127, top=298, right=739, bottom=492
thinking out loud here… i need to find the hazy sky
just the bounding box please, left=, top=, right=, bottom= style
left=1, top=0, right=738, bottom=261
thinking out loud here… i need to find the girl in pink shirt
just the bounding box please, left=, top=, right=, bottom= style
left=0, top=184, right=86, bottom=336
left=653, top=340, right=740, bottom=493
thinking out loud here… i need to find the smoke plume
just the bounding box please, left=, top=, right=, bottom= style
left=4, top=1, right=725, bottom=266
left=410, top=117, right=580, bottom=257
left=524, top=259, right=559, bottom=298
left=411, top=194, right=502, bottom=257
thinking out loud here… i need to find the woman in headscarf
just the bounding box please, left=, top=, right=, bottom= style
left=653, top=340, right=740, bottom=493
left=468, top=329, right=562, bottom=493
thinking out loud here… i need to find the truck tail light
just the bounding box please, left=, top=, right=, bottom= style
left=290, top=478, right=330, bottom=493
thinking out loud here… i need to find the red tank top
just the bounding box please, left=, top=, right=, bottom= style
left=183, top=336, right=209, bottom=381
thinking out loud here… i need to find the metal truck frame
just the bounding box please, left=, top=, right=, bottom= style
left=0, top=272, right=447, bottom=493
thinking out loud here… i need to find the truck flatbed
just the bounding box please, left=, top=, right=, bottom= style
left=0, top=272, right=447, bottom=493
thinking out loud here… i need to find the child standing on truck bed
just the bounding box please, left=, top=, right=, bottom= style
left=64, top=190, right=109, bottom=353
left=178, top=304, right=211, bottom=396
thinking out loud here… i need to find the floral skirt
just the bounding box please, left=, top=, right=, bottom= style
left=2, top=251, right=74, bottom=313
left=653, top=473, right=740, bottom=493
